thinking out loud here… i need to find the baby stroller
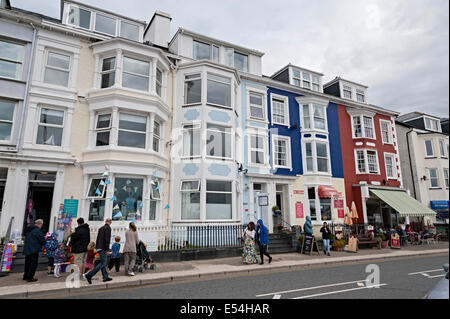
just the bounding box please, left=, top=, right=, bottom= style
left=134, top=241, right=156, bottom=272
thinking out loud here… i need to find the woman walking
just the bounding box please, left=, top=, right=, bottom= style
left=242, top=222, right=259, bottom=264
left=320, top=222, right=331, bottom=256
left=123, top=222, right=140, bottom=276
left=256, top=219, right=272, bottom=265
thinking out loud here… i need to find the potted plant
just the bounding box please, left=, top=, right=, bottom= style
left=272, top=206, right=281, bottom=216
left=378, top=232, right=388, bottom=248
left=332, top=239, right=346, bottom=251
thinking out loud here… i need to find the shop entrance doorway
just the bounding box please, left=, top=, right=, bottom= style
left=23, top=171, right=56, bottom=234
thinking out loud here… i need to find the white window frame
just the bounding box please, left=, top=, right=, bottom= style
left=205, top=180, right=233, bottom=220
left=152, top=119, right=161, bottom=153
left=384, top=153, right=397, bottom=180
left=429, top=168, right=439, bottom=188
left=351, top=115, right=375, bottom=139
left=380, top=120, right=393, bottom=144
left=248, top=90, right=266, bottom=121
left=271, top=94, right=289, bottom=126
left=43, top=50, right=71, bottom=88
left=248, top=133, right=267, bottom=166
left=0, top=99, right=16, bottom=143
left=302, top=138, right=331, bottom=175
left=121, top=56, right=151, bottom=92
left=86, top=177, right=107, bottom=199
left=180, top=180, right=201, bottom=192
left=424, top=139, right=434, bottom=157
left=206, top=123, right=232, bottom=160
left=356, top=89, right=365, bottom=103
left=343, top=85, right=352, bottom=99
left=439, top=139, right=447, bottom=158
left=354, top=149, right=380, bottom=175
left=95, top=112, right=112, bottom=147
left=272, top=135, right=292, bottom=170
left=67, top=4, right=92, bottom=30
left=94, top=12, right=118, bottom=37
left=182, top=122, right=201, bottom=158
left=183, top=73, right=202, bottom=106
left=36, top=107, right=65, bottom=147
left=301, top=103, right=328, bottom=132
left=443, top=168, right=449, bottom=189
left=100, top=56, right=116, bottom=89
left=424, top=117, right=440, bottom=132
left=180, top=180, right=201, bottom=221
left=206, top=73, right=232, bottom=109
left=117, top=112, right=147, bottom=149
left=0, top=39, right=25, bottom=80
left=156, top=67, right=163, bottom=97
left=150, top=179, right=161, bottom=200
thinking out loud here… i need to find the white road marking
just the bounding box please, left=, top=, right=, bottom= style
left=256, top=280, right=367, bottom=297
left=273, top=294, right=281, bottom=299
left=291, top=284, right=388, bottom=299
left=408, top=269, right=443, bottom=275
left=427, top=274, right=445, bottom=279
left=357, top=282, right=365, bottom=287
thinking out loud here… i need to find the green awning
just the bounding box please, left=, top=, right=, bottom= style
left=370, top=189, right=436, bottom=217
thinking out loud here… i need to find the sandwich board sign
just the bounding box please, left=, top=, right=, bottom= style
left=301, top=234, right=320, bottom=256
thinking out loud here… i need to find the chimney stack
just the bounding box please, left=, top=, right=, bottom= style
left=144, top=11, right=171, bottom=48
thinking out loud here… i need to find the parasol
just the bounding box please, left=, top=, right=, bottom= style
left=350, top=201, right=359, bottom=219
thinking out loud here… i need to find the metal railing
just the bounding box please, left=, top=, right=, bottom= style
left=90, top=223, right=246, bottom=252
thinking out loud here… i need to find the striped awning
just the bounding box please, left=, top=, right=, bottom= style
left=370, top=189, right=436, bottom=217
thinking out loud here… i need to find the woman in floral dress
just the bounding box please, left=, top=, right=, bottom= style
left=242, top=222, right=259, bottom=264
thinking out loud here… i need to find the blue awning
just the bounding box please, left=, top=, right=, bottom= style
left=430, top=201, right=449, bottom=211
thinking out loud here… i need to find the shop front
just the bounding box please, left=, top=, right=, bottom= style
left=368, top=188, right=437, bottom=230
left=431, top=201, right=449, bottom=238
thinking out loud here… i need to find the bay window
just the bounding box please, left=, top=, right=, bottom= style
left=87, top=177, right=107, bottom=221
left=100, top=57, right=115, bottom=88
left=207, top=73, right=231, bottom=107
left=302, top=103, right=326, bottom=131
left=0, top=99, right=15, bottom=142
left=206, top=124, right=231, bottom=159
left=152, top=120, right=160, bottom=152
left=184, top=73, right=202, bottom=105
left=249, top=134, right=265, bottom=165
left=112, top=178, right=143, bottom=221
left=249, top=92, right=265, bottom=120
left=44, top=51, right=70, bottom=87
left=181, top=181, right=200, bottom=220
left=444, top=168, right=449, bottom=188
left=303, top=140, right=329, bottom=174
left=439, top=139, right=446, bottom=157
left=206, top=180, right=232, bottom=220
left=156, top=68, right=162, bottom=97
left=95, top=113, right=111, bottom=146
left=122, top=56, right=150, bottom=91
left=0, top=39, right=25, bottom=80
left=36, top=108, right=64, bottom=146
left=118, top=113, right=147, bottom=149
left=183, top=123, right=201, bottom=157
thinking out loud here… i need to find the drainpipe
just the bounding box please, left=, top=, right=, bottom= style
left=16, top=22, right=37, bottom=153
left=406, top=129, right=417, bottom=199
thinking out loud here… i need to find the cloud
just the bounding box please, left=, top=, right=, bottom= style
left=10, top=0, right=449, bottom=117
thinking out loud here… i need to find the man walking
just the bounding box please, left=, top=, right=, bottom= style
left=83, top=218, right=112, bottom=284
left=256, top=219, right=272, bottom=265
left=70, top=217, right=90, bottom=274
left=23, top=219, right=45, bottom=282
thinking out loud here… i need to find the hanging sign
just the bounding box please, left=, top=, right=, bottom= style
left=294, top=190, right=304, bottom=195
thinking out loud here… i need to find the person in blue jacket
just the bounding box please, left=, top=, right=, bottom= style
left=303, top=216, right=313, bottom=236
left=256, top=219, right=272, bottom=265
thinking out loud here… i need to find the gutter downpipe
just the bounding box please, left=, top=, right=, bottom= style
left=406, top=128, right=417, bottom=199
left=16, top=22, right=37, bottom=154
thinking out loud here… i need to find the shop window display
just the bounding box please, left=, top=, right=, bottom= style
left=112, top=178, right=143, bottom=221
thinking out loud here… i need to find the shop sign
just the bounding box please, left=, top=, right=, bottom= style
left=295, top=202, right=304, bottom=218
left=337, top=209, right=345, bottom=218
left=64, top=199, right=79, bottom=218
left=334, top=199, right=344, bottom=209
left=294, top=190, right=304, bottom=195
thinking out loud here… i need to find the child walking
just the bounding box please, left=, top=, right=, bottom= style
left=44, top=233, right=58, bottom=276
left=108, top=236, right=121, bottom=272
left=84, top=241, right=96, bottom=274
left=53, top=243, right=65, bottom=278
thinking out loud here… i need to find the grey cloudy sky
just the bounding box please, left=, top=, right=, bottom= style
left=12, top=0, right=449, bottom=117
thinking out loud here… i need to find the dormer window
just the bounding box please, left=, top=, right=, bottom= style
left=193, top=40, right=220, bottom=64
left=225, top=48, right=248, bottom=72
left=424, top=117, right=440, bottom=132
left=68, top=6, right=91, bottom=29
left=356, top=89, right=365, bottom=103
left=292, top=69, right=321, bottom=92
left=343, top=85, right=352, bottom=99
left=65, top=4, right=142, bottom=42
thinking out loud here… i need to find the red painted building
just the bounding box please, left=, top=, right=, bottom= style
left=324, top=77, right=405, bottom=228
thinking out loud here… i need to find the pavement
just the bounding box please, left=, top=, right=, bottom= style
left=0, top=242, right=448, bottom=298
